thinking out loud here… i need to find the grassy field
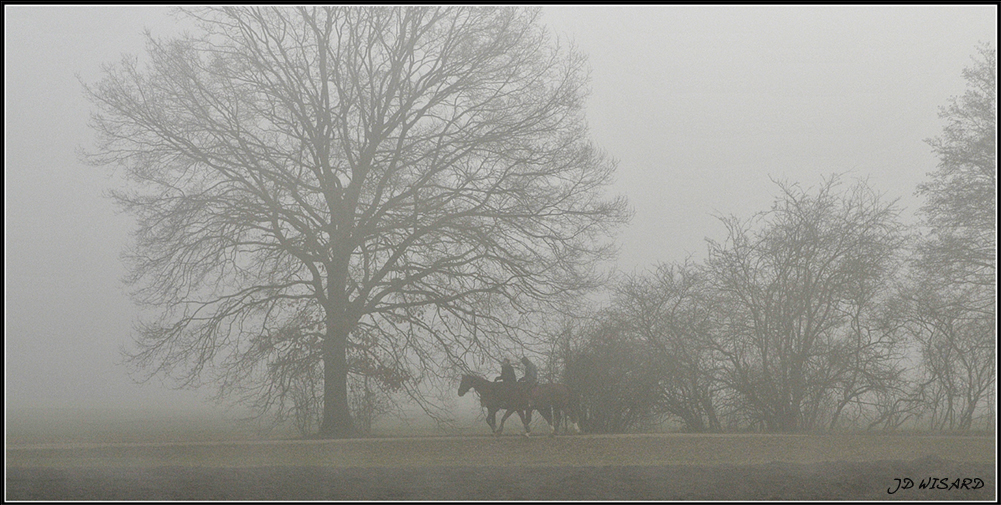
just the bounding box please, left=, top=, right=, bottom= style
left=6, top=407, right=996, bottom=468
left=7, top=431, right=996, bottom=469
left=6, top=407, right=278, bottom=446
left=6, top=409, right=995, bottom=500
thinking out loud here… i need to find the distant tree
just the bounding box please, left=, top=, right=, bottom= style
left=906, top=285, right=995, bottom=430
left=903, top=43, right=997, bottom=431
left=562, top=317, right=664, bottom=433
left=812, top=288, right=911, bottom=431
left=85, top=6, right=628, bottom=438
left=705, top=176, right=907, bottom=432
left=917, top=42, right=996, bottom=296
left=610, top=262, right=723, bottom=432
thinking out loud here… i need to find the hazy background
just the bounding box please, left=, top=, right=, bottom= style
left=5, top=6, right=997, bottom=424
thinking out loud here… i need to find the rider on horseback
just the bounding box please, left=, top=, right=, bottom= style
left=495, top=358, right=517, bottom=383
left=519, top=356, right=538, bottom=385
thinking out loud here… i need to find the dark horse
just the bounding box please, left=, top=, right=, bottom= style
left=458, top=374, right=533, bottom=436
left=459, top=374, right=581, bottom=437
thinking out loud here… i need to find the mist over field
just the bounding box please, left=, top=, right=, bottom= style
left=4, top=6, right=996, bottom=499
left=7, top=3, right=994, bottom=426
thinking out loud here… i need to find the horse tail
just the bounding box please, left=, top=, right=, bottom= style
left=565, top=385, right=581, bottom=426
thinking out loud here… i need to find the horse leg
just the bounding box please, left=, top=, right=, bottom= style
left=517, top=410, right=531, bottom=437
left=487, top=408, right=499, bottom=435
left=566, top=407, right=580, bottom=434
left=535, top=406, right=554, bottom=436
left=538, top=406, right=551, bottom=426
left=498, top=408, right=518, bottom=436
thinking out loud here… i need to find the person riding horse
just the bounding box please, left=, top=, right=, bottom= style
left=461, top=355, right=579, bottom=436
left=518, top=356, right=538, bottom=385
left=495, top=358, right=517, bottom=383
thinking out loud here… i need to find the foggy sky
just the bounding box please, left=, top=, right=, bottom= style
left=5, top=6, right=997, bottom=415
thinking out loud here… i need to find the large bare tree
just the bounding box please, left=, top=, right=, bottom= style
left=905, top=43, right=997, bottom=430
left=85, top=6, right=628, bottom=438
left=705, top=177, right=907, bottom=431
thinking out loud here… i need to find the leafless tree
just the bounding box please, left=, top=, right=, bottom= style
left=917, top=42, right=996, bottom=297
left=906, top=287, right=995, bottom=430
left=811, top=291, right=911, bottom=431
left=610, top=262, right=723, bottom=432
left=562, top=317, right=665, bottom=433
left=904, top=43, right=996, bottom=431
left=85, top=6, right=628, bottom=438
left=705, top=176, right=908, bottom=432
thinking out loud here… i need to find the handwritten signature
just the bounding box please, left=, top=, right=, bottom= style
left=888, top=477, right=985, bottom=494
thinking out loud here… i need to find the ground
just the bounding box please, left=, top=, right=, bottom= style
left=6, top=432, right=995, bottom=500
left=5, top=457, right=995, bottom=500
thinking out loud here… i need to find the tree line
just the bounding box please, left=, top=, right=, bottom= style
left=557, top=44, right=995, bottom=433
left=84, top=6, right=994, bottom=437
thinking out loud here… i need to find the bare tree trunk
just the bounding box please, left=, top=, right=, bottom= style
left=320, top=234, right=355, bottom=438
left=320, top=326, right=354, bottom=438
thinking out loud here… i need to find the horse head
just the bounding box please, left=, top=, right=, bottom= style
left=458, top=374, right=475, bottom=397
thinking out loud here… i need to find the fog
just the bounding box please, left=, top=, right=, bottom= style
left=5, top=6, right=996, bottom=426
